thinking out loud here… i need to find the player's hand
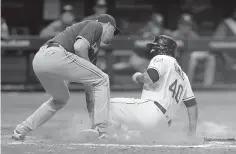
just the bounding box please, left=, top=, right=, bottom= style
left=132, top=72, right=142, bottom=84
left=91, top=58, right=97, bottom=65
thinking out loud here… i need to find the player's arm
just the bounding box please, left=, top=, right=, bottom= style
left=132, top=69, right=159, bottom=84
left=73, top=21, right=102, bottom=62
left=183, top=77, right=198, bottom=136
left=184, top=98, right=198, bottom=136
left=132, top=57, right=164, bottom=84
left=73, top=38, right=90, bottom=61
left=84, top=84, right=95, bottom=127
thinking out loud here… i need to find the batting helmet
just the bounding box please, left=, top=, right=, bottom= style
left=146, top=35, right=178, bottom=58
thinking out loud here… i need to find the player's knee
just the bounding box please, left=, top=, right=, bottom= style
left=51, top=93, right=70, bottom=110
left=97, top=73, right=110, bottom=86
left=103, top=73, right=109, bottom=82
left=51, top=99, right=67, bottom=110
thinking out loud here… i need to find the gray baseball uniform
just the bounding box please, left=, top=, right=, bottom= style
left=15, top=20, right=110, bottom=134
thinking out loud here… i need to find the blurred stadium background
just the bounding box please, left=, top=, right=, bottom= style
left=1, top=0, right=236, bottom=91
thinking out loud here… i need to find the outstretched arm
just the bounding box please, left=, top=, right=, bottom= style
left=84, top=84, right=95, bottom=128
left=132, top=68, right=160, bottom=84
left=184, top=98, right=198, bottom=136
left=132, top=56, right=164, bottom=84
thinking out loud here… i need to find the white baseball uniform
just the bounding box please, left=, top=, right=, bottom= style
left=110, top=55, right=195, bottom=130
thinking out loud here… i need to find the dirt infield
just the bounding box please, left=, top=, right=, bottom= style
left=1, top=91, right=236, bottom=153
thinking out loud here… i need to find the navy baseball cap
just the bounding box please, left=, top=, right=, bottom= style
left=97, top=14, right=121, bottom=35
left=147, top=35, right=177, bottom=51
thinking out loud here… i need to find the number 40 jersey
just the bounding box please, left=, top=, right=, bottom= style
left=141, top=55, right=195, bottom=118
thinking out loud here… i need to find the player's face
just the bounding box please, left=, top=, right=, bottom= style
left=102, top=24, right=115, bottom=44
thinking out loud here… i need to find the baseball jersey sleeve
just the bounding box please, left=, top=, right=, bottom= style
left=76, top=21, right=103, bottom=48
left=147, top=56, right=165, bottom=77
left=183, top=77, right=195, bottom=102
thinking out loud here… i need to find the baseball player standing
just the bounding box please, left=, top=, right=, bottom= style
left=12, top=14, right=120, bottom=140
left=109, top=35, right=198, bottom=136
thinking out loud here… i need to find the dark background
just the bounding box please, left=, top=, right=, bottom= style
left=2, top=0, right=236, bottom=34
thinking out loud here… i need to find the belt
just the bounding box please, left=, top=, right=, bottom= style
left=46, top=42, right=61, bottom=48
left=154, top=101, right=172, bottom=126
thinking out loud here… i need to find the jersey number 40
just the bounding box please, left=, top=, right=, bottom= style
left=169, top=79, right=183, bottom=104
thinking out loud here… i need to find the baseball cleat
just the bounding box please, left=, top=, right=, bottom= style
left=12, top=130, right=25, bottom=140
left=79, top=128, right=109, bottom=141
left=79, top=128, right=99, bottom=140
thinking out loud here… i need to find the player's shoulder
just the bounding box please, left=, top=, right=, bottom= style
left=85, top=20, right=103, bottom=29
left=73, top=20, right=103, bottom=33
left=80, top=20, right=103, bottom=35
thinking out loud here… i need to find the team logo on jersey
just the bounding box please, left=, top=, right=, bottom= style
left=153, top=57, right=163, bottom=63
left=91, top=42, right=99, bottom=53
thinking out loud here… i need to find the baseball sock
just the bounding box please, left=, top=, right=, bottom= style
left=15, top=98, right=58, bottom=134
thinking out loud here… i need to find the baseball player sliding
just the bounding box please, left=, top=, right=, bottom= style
left=12, top=14, right=120, bottom=140
left=83, top=35, right=198, bottom=139
left=111, top=35, right=198, bottom=136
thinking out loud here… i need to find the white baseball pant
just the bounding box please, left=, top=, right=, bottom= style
left=110, top=98, right=169, bottom=131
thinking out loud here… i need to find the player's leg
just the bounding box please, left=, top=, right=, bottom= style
left=13, top=47, right=70, bottom=139
left=110, top=98, right=164, bottom=130
left=14, top=75, right=69, bottom=135
left=54, top=51, right=110, bottom=133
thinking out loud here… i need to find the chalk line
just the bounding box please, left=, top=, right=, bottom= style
left=3, top=134, right=236, bottom=149
left=6, top=141, right=236, bottom=149
left=70, top=143, right=236, bottom=149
